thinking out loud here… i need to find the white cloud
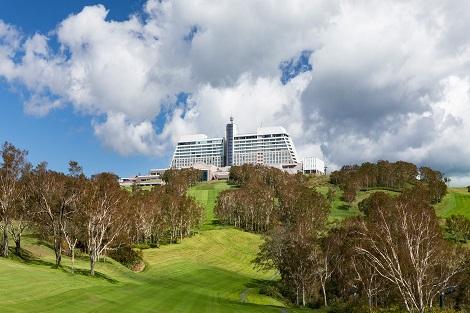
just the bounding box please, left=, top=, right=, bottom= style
left=1, top=0, right=470, bottom=183
left=93, top=113, right=165, bottom=156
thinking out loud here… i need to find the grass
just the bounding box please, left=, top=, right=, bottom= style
left=316, top=184, right=399, bottom=221
left=435, top=187, right=470, bottom=219
left=188, top=180, right=233, bottom=229
left=2, top=179, right=467, bottom=312
left=0, top=181, right=317, bottom=313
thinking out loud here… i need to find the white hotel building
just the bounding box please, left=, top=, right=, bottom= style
left=170, top=134, right=225, bottom=168
left=170, top=118, right=324, bottom=173
left=121, top=118, right=324, bottom=186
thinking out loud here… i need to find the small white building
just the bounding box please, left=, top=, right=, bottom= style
left=302, top=157, right=325, bottom=175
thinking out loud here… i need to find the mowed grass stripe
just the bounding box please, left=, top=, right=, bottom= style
left=435, top=188, right=470, bottom=218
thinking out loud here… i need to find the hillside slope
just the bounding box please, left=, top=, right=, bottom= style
left=435, top=187, right=470, bottom=218
left=0, top=181, right=313, bottom=313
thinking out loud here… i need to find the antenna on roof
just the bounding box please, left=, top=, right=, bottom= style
left=230, top=116, right=234, bottom=123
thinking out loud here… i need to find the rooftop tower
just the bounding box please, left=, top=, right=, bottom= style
left=225, top=116, right=237, bottom=166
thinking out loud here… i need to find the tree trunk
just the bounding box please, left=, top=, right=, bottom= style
left=90, top=252, right=96, bottom=276
left=2, top=226, right=9, bottom=257
left=302, top=284, right=306, bottom=307
left=54, top=237, right=62, bottom=267
left=322, top=281, right=328, bottom=307
left=15, top=236, right=21, bottom=255
left=71, top=247, right=75, bottom=273
left=296, top=288, right=299, bottom=306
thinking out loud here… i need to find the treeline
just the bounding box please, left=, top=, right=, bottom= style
left=320, top=188, right=470, bottom=312
left=0, top=142, right=202, bottom=275
left=216, top=164, right=317, bottom=233
left=216, top=164, right=470, bottom=312
left=330, top=160, right=448, bottom=204
left=130, top=168, right=203, bottom=247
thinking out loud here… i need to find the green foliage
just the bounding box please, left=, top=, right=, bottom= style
left=107, top=246, right=143, bottom=270
left=324, top=303, right=405, bottom=313
left=330, top=161, right=447, bottom=205
left=358, top=191, right=395, bottom=216
left=132, top=243, right=151, bottom=249
left=0, top=181, right=315, bottom=313
left=446, top=215, right=470, bottom=242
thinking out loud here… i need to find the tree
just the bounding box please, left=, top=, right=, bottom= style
left=316, top=235, right=340, bottom=307
left=256, top=226, right=319, bottom=307
left=326, top=187, right=336, bottom=205
left=83, top=173, right=128, bottom=276
left=354, top=188, right=467, bottom=312
left=419, top=167, right=447, bottom=204
left=162, top=168, right=201, bottom=195
left=31, top=164, right=78, bottom=267
left=358, top=191, right=393, bottom=217
left=61, top=208, right=82, bottom=272
left=9, top=163, right=33, bottom=255
left=342, top=180, right=357, bottom=206
left=61, top=161, right=86, bottom=272
left=0, top=142, right=28, bottom=257
left=446, top=215, right=470, bottom=243
left=256, top=184, right=330, bottom=307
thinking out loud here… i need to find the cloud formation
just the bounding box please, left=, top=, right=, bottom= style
left=1, top=0, right=470, bottom=182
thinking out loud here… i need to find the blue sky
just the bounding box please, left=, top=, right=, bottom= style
left=0, top=1, right=311, bottom=178
left=1, top=1, right=470, bottom=184
left=0, top=0, right=165, bottom=177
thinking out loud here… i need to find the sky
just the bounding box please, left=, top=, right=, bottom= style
left=1, top=1, right=470, bottom=185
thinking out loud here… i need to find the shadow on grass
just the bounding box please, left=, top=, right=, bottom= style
left=243, top=278, right=295, bottom=309
left=336, top=204, right=350, bottom=211
left=9, top=247, right=56, bottom=268
left=8, top=247, right=118, bottom=284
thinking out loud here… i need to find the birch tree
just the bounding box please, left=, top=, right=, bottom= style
left=0, top=142, right=28, bottom=257
left=32, top=165, right=78, bottom=267
left=83, top=173, right=127, bottom=276
left=355, top=188, right=467, bottom=312
left=61, top=161, right=86, bottom=272
left=10, top=164, right=33, bottom=255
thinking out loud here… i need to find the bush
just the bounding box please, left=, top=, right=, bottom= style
left=133, top=243, right=151, bottom=250
left=259, top=284, right=283, bottom=299
left=108, top=246, right=144, bottom=271
left=446, top=215, right=470, bottom=242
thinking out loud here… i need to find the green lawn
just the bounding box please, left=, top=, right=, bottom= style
left=435, top=187, right=470, bottom=218
left=0, top=181, right=316, bottom=313
left=316, top=185, right=399, bottom=221
left=188, top=180, right=233, bottom=229
left=319, top=184, right=469, bottom=222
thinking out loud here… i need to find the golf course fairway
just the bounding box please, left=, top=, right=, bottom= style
left=0, top=181, right=313, bottom=313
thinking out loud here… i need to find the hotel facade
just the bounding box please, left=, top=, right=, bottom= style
left=120, top=118, right=325, bottom=187
left=171, top=118, right=301, bottom=169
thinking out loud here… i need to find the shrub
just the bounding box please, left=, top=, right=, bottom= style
left=133, top=243, right=151, bottom=250
left=446, top=215, right=470, bottom=242
left=108, top=246, right=144, bottom=270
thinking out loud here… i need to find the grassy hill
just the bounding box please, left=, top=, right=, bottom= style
left=0, top=181, right=315, bottom=313
left=2, top=179, right=466, bottom=312
left=316, top=178, right=469, bottom=221
left=316, top=184, right=399, bottom=221
left=187, top=180, right=233, bottom=229
left=435, top=187, right=470, bottom=218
